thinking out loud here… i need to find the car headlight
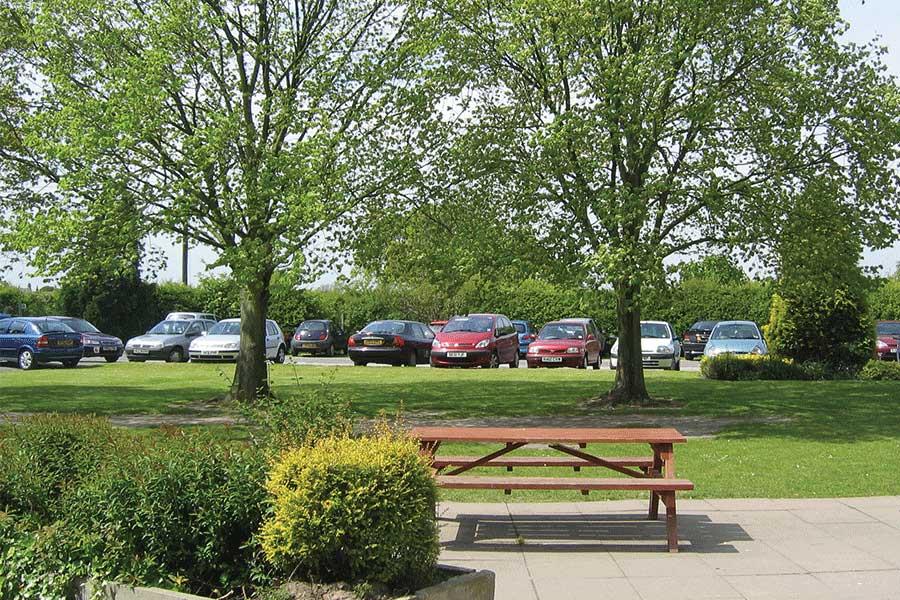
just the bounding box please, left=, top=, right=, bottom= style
left=475, top=339, right=490, bottom=349
left=751, top=345, right=763, bottom=355
left=432, top=339, right=442, bottom=349
left=224, top=343, right=239, bottom=350
left=706, top=346, right=721, bottom=356
left=876, top=340, right=888, bottom=351
left=566, top=347, right=581, bottom=354
left=149, top=342, right=163, bottom=349
left=528, top=345, right=540, bottom=354
left=657, top=345, right=674, bottom=354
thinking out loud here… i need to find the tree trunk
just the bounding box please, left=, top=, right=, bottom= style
left=607, top=280, right=651, bottom=404
left=231, top=269, right=273, bottom=402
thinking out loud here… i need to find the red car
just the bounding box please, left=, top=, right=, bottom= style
left=526, top=318, right=603, bottom=369
left=876, top=320, right=900, bottom=361
left=430, top=313, right=519, bottom=368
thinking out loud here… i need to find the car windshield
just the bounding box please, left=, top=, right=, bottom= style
left=362, top=321, right=407, bottom=335
left=514, top=323, right=527, bottom=333
left=60, top=318, right=100, bottom=334
left=641, top=323, right=670, bottom=339
left=299, top=321, right=326, bottom=331
left=539, top=323, right=585, bottom=340
left=443, top=316, right=494, bottom=333
left=33, top=319, right=75, bottom=334
left=209, top=321, right=241, bottom=335
left=877, top=322, right=900, bottom=336
left=149, top=320, right=189, bottom=335
left=712, top=323, right=760, bottom=340
left=690, top=321, right=718, bottom=331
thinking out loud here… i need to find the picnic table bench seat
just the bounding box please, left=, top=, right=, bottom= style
left=435, top=475, right=694, bottom=492
left=431, top=455, right=655, bottom=471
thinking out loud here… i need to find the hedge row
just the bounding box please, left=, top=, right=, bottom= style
left=3, top=275, right=899, bottom=342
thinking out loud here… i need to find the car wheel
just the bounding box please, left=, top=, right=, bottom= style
left=275, top=346, right=286, bottom=364
left=592, top=356, right=602, bottom=370
left=609, top=360, right=616, bottom=371
left=352, top=360, right=367, bottom=367
left=508, top=354, right=518, bottom=368
left=290, top=349, right=298, bottom=357
left=18, top=349, right=36, bottom=370
left=578, top=354, right=588, bottom=369
left=105, top=356, right=119, bottom=363
left=671, top=355, right=680, bottom=371
left=62, top=359, right=79, bottom=368
left=166, top=347, right=184, bottom=363
left=684, top=353, right=693, bottom=361
left=405, top=350, right=417, bottom=367
left=488, top=352, right=500, bottom=369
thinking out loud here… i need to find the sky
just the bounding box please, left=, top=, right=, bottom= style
left=3, top=0, right=900, bottom=288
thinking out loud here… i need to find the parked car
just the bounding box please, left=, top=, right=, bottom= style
left=609, top=321, right=681, bottom=370
left=49, top=316, right=124, bottom=363
left=430, top=313, right=519, bottom=368
left=429, top=320, right=448, bottom=335
left=703, top=321, right=767, bottom=358
left=512, top=320, right=538, bottom=357
left=189, top=318, right=286, bottom=363
left=125, top=317, right=217, bottom=363
left=681, top=320, right=719, bottom=361
left=165, top=311, right=217, bottom=321
left=290, top=319, right=347, bottom=356
left=348, top=320, right=435, bottom=366
left=0, top=313, right=10, bottom=319
left=876, top=320, right=900, bottom=361
left=526, top=318, right=603, bottom=369
left=0, top=317, right=83, bottom=370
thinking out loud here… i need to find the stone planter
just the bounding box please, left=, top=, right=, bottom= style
left=80, top=565, right=495, bottom=600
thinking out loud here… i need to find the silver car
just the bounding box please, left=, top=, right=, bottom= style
left=125, top=318, right=217, bottom=363
left=703, top=321, right=768, bottom=357
left=189, top=318, right=286, bottom=363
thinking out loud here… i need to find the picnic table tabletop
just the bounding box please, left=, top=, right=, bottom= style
left=409, top=426, right=687, bottom=445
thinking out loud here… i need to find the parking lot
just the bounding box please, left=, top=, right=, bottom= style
left=0, top=354, right=702, bottom=372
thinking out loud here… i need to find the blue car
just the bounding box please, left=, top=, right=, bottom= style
left=0, top=317, right=84, bottom=370
left=512, top=320, right=537, bottom=357
left=703, top=320, right=768, bottom=358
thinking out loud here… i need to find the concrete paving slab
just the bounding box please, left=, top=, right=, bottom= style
left=438, top=498, right=900, bottom=600
left=724, top=573, right=833, bottom=599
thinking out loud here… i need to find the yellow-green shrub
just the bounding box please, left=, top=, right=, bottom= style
left=260, top=432, right=438, bottom=589
left=700, top=353, right=812, bottom=380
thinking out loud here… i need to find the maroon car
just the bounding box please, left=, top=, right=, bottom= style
left=430, top=313, right=519, bottom=368
left=526, top=318, right=603, bottom=369
left=876, top=320, right=900, bottom=361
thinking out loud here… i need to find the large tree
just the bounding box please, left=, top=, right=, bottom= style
left=1, top=0, right=428, bottom=399
left=418, top=0, right=900, bottom=402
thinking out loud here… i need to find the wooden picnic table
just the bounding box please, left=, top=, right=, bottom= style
left=411, top=426, right=693, bottom=552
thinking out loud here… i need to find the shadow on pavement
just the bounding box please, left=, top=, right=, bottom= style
left=442, top=513, right=751, bottom=554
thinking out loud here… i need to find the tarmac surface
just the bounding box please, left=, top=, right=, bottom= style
left=437, top=496, right=900, bottom=600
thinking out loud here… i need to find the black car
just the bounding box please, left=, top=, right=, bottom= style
left=348, top=320, right=435, bottom=366
left=290, top=319, right=348, bottom=356
left=681, top=320, right=719, bottom=360
left=50, top=316, right=124, bottom=363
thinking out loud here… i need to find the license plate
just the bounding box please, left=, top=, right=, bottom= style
left=102, top=346, right=116, bottom=352
left=447, top=351, right=467, bottom=358
left=133, top=349, right=149, bottom=355
left=363, top=339, right=383, bottom=346
left=201, top=350, right=218, bottom=355
left=58, top=339, right=74, bottom=347
left=303, top=343, right=317, bottom=349
left=542, top=356, right=563, bottom=363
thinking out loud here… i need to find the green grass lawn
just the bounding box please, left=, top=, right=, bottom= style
left=2, top=361, right=899, bottom=499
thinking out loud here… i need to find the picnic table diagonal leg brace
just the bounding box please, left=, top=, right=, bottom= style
left=445, top=442, right=527, bottom=476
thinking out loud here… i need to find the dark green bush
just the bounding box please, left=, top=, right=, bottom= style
left=700, top=354, right=812, bottom=381
left=0, top=415, right=122, bottom=522
left=64, top=432, right=270, bottom=595
left=59, top=271, right=158, bottom=340
left=859, top=359, right=900, bottom=381
left=260, top=431, right=439, bottom=590
left=764, top=287, right=873, bottom=374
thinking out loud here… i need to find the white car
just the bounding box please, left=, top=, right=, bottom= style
left=609, top=321, right=682, bottom=371
left=189, top=318, right=286, bottom=363
left=166, top=311, right=218, bottom=321
left=703, top=321, right=768, bottom=357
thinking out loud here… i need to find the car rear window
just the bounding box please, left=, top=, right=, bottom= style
left=209, top=321, right=241, bottom=335
left=149, top=320, right=189, bottom=335
left=690, top=321, right=718, bottom=330
left=362, top=321, right=407, bottom=335
left=60, top=318, right=99, bottom=334
left=514, top=323, right=527, bottom=333
left=299, top=321, right=326, bottom=331
left=33, top=319, right=75, bottom=334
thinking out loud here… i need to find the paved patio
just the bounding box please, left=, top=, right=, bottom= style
left=437, top=496, right=900, bottom=599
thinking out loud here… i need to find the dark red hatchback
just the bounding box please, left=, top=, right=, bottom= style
left=526, top=318, right=603, bottom=369
left=430, top=314, right=519, bottom=368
